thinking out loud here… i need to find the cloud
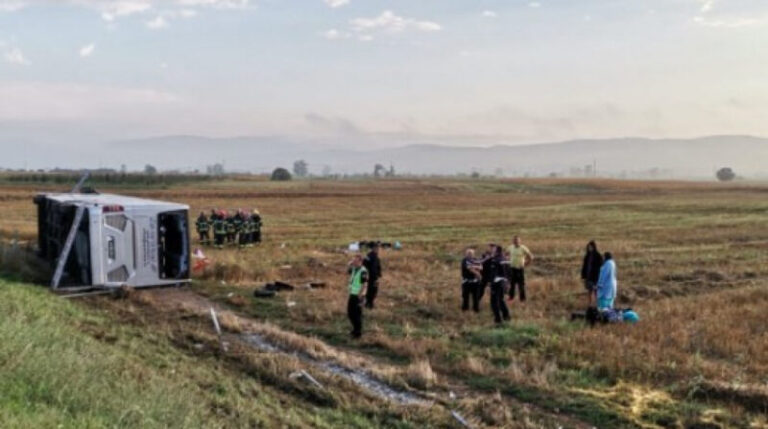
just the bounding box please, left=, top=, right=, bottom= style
left=322, top=28, right=350, bottom=40
left=97, top=1, right=152, bottom=22
left=528, top=2, right=541, bottom=8
left=0, top=81, right=178, bottom=121
left=0, top=1, right=26, bottom=12
left=481, top=10, right=497, bottom=18
left=699, top=0, right=714, bottom=13
left=79, top=43, right=95, bottom=57
left=350, top=10, right=442, bottom=36
left=323, top=0, right=349, bottom=8
left=146, top=15, right=167, bottom=29
left=4, top=47, right=29, bottom=65
left=692, top=15, right=763, bottom=28
left=175, top=0, right=250, bottom=9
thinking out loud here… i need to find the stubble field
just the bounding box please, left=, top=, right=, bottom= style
left=1, top=177, right=766, bottom=428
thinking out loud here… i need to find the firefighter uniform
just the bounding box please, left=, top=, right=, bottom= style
left=213, top=215, right=226, bottom=248
left=252, top=210, right=262, bottom=244
left=195, top=213, right=210, bottom=244
left=225, top=216, right=236, bottom=244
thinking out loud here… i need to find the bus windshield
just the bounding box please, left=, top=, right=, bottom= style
left=157, top=210, right=189, bottom=280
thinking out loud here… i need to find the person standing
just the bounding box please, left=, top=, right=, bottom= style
left=461, top=248, right=483, bottom=312
left=195, top=212, right=210, bottom=245
left=507, top=235, right=534, bottom=302
left=212, top=211, right=226, bottom=249
left=347, top=254, right=369, bottom=339
left=225, top=212, right=236, bottom=245
left=596, top=252, right=617, bottom=310
left=252, top=209, right=262, bottom=244
left=581, top=241, right=604, bottom=307
left=488, top=245, right=511, bottom=324
left=363, top=242, right=382, bottom=309
left=233, top=209, right=245, bottom=247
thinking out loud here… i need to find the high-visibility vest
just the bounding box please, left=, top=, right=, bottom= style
left=233, top=217, right=243, bottom=232
left=348, top=266, right=367, bottom=296
left=196, top=218, right=209, bottom=232
left=213, top=219, right=226, bottom=234
left=226, top=219, right=236, bottom=233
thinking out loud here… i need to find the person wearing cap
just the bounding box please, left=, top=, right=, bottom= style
left=347, top=254, right=369, bottom=339
left=506, top=235, right=533, bottom=303
left=363, top=242, right=383, bottom=309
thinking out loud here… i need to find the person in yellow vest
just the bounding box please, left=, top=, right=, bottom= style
left=507, top=235, right=534, bottom=302
left=347, top=254, right=369, bottom=339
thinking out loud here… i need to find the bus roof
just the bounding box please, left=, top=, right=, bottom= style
left=37, top=193, right=188, bottom=211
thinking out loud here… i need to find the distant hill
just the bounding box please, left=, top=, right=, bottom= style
left=106, top=135, right=768, bottom=178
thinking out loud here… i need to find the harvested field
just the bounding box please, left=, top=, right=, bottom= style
left=1, top=177, right=767, bottom=428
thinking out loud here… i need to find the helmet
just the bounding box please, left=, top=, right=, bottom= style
left=622, top=310, right=640, bottom=324
left=252, top=209, right=260, bottom=215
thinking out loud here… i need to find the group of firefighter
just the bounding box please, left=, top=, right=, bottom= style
left=195, top=209, right=262, bottom=248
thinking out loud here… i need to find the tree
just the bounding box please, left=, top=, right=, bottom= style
left=293, top=160, right=308, bottom=177
left=206, top=163, right=225, bottom=176
left=144, top=164, right=158, bottom=175
left=716, top=167, right=736, bottom=182
left=271, top=167, right=292, bottom=181
left=373, top=163, right=386, bottom=178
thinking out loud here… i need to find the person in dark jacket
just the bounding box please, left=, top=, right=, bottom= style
left=347, top=254, right=369, bottom=339
left=363, top=243, right=382, bottom=309
left=461, top=248, right=483, bottom=312
left=195, top=212, right=210, bottom=244
left=581, top=241, right=603, bottom=307
left=487, top=245, right=511, bottom=324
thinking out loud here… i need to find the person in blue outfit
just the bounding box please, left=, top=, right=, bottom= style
left=596, top=252, right=617, bottom=310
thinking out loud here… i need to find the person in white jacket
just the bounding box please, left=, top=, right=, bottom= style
left=596, top=252, right=617, bottom=310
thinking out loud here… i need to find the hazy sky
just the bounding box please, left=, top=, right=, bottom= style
left=1, top=0, right=768, bottom=147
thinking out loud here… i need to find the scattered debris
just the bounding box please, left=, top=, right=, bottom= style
left=451, top=410, right=473, bottom=428
left=286, top=301, right=297, bottom=308
left=192, top=248, right=210, bottom=273
left=266, top=281, right=296, bottom=292
left=308, top=281, right=327, bottom=289
left=253, top=289, right=277, bottom=299
left=209, top=307, right=229, bottom=353
left=289, top=370, right=324, bottom=390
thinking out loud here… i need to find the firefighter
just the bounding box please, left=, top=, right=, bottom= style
left=212, top=211, right=226, bottom=248
left=195, top=211, right=210, bottom=244
left=235, top=209, right=248, bottom=248
left=225, top=211, right=236, bottom=244
left=243, top=213, right=255, bottom=247
left=251, top=209, right=262, bottom=244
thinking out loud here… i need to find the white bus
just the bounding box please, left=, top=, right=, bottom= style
left=35, top=192, right=191, bottom=290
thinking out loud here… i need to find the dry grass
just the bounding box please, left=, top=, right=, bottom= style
left=3, top=177, right=768, bottom=427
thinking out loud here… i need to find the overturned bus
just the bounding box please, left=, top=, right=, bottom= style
left=35, top=192, right=191, bottom=290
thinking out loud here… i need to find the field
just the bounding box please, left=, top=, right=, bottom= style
left=1, top=177, right=767, bottom=428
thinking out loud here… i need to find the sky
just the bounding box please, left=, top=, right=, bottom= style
left=1, top=0, right=768, bottom=157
